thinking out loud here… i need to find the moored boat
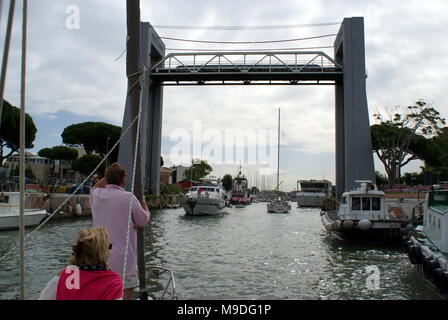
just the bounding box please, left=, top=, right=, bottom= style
left=229, top=167, right=251, bottom=205
left=0, top=192, right=47, bottom=230
left=321, top=180, right=409, bottom=245
left=405, top=186, right=448, bottom=298
left=296, top=179, right=332, bottom=207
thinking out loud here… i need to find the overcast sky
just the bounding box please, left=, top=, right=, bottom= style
left=2, top=0, right=448, bottom=190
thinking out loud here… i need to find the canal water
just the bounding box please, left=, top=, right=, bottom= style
left=0, top=203, right=441, bottom=300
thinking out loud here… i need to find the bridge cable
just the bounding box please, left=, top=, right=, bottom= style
left=159, top=33, right=337, bottom=44
left=152, top=22, right=340, bottom=30
left=165, top=45, right=334, bottom=52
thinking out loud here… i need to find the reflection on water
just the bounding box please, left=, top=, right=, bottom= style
left=0, top=203, right=441, bottom=300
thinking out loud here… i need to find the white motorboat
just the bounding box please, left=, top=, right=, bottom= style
left=267, top=197, right=291, bottom=213
left=0, top=192, right=47, bottom=231
left=181, top=177, right=228, bottom=216
left=320, top=180, right=409, bottom=245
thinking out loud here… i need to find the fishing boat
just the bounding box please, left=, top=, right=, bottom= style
left=267, top=108, right=290, bottom=214
left=181, top=177, right=228, bottom=215
left=405, top=186, right=448, bottom=298
left=320, top=180, right=409, bottom=245
left=0, top=192, right=47, bottom=231
left=229, top=167, right=251, bottom=205
left=296, top=179, right=333, bottom=207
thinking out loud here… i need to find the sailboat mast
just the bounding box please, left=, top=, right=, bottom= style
left=19, top=0, right=27, bottom=300
left=277, top=108, right=280, bottom=191
left=126, top=0, right=146, bottom=298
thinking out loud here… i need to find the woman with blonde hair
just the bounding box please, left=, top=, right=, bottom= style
left=39, top=227, right=123, bottom=300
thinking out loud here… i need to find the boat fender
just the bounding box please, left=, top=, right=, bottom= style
left=407, top=245, right=417, bottom=265
left=433, top=268, right=445, bottom=293
left=75, top=203, right=82, bottom=216
left=422, top=256, right=432, bottom=277
left=333, top=220, right=342, bottom=231
left=441, top=271, right=448, bottom=295
left=428, top=259, right=440, bottom=281
left=412, top=245, right=424, bottom=265
left=342, top=220, right=355, bottom=230
left=358, top=219, right=372, bottom=231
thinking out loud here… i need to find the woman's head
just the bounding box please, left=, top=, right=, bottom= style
left=69, top=227, right=111, bottom=268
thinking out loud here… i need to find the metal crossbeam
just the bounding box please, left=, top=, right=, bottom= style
left=150, top=51, right=342, bottom=85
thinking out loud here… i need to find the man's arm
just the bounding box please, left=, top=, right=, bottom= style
left=132, top=197, right=150, bottom=227
left=92, top=177, right=107, bottom=189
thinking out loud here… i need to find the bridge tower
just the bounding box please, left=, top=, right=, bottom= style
left=334, top=17, right=375, bottom=197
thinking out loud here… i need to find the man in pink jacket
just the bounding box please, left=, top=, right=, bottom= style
left=90, top=162, right=150, bottom=300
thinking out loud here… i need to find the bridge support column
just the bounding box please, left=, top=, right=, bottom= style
left=118, top=22, right=165, bottom=194
left=334, top=17, right=375, bottom=198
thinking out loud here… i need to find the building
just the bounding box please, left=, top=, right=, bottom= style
left=170, top=165, right=188, bottom=184
left=160, top=167, right=174, bottom=185
left=5, top=147, right=87, bottom=185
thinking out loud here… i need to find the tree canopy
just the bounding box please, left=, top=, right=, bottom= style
left=61, top=122, right=121, bottom=162
left=72, top=154, right=105, bottom=176
left=0, top=100, right=37, bottom=165
left=371, top=100, right=445, bottom=185
left=184, top=160, right=212, bottom=181
left=38, top=145, right=78, bottom=161
left=221, top=174, right=233, bottom=191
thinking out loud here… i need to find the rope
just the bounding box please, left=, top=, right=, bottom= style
left=121, top=64, right=146, bottom=290
left=0, top=73, right=144, bottom=263
left=159, top=33, right=337, bottom=44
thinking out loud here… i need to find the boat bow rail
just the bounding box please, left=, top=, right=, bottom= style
left=150, top=51, right=342, bottom=85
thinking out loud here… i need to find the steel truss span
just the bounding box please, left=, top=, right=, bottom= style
left=150, top=51, right=342, bottom=85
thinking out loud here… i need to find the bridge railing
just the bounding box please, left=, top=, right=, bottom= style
left=151, top=51, right=342, bottom=74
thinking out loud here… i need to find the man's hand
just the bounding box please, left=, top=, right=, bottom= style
left=141, top=199, right=149, bottom=212
left=93, top=177, right=107, bottom=189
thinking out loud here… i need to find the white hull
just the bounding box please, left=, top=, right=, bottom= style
left=181, top=198, right=227, bottom=216
left=0, top=210, right=47, bottom=230
left=267, top=202, right=290, bottom=213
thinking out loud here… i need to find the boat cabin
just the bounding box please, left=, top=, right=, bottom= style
left=338, top=188, right=387, bottom=221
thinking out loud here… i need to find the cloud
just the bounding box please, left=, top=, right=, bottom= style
left=3, top=0, right=446, bottom=190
